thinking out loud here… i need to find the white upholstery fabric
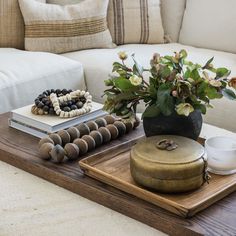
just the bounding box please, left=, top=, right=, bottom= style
left=179, top=0, right=236, bottom=54
left=0, top=48, right=85, bottom=113
left=161, top=0, right=186, bottom=42
left=63, top=43, right=236, bottom=132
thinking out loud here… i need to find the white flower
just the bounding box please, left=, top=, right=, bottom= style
left=176, top=103, right=194, bottom=116
left=129, top=74, right=142, bottom=86
left=209, top=80, right=222, bottom=87
left=118, top=51, right=128, bottom=60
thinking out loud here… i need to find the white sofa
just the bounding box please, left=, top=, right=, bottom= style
left=0, top=0, right=236, bottom=132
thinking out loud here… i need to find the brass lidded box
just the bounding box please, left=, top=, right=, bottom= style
left=130, top=135, right=208, bottom=193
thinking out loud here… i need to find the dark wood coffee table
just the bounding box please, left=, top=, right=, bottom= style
left=0, top=113, right=235, bottom=236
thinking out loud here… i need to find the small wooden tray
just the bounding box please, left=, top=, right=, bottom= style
left=80, top=138, right=236, bottom=218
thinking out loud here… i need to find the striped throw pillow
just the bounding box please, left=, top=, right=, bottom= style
left=108, top=0, right=164, bottom=45
left=18, top=0, right=114, bottom=53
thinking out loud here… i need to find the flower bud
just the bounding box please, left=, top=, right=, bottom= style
left=118, top=51, right=128, bottom=60
left=229, top=77, right=236, bottom=89
left=172, top=90, right=178, bottom=97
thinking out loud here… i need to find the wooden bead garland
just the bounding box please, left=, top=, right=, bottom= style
left=38, top=115, right=140, bottom=163
left=32, top=89, right=92, bottom=118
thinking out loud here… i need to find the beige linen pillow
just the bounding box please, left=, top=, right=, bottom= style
left=179, top=0, right=236, bottom=53
left=107, top=0, right=164, bottom=45
left=19, top=0, right=114, bottom=53
left=160, top=0, right=186, bottom=42
left=0, top=0, right=45, bottom=49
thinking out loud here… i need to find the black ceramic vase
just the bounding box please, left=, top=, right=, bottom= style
left=143, top=110, right=203, bottom=140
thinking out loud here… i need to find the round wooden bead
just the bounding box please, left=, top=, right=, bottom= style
left=73, top=138, right=88, bottom=155
left=76, top=123, right=90, bottom=137
left=124, top=121, right=134, bottom=133
left=113, top=121, right=127, bottom=137
left=106, top=124, right=119, bottom=140
left=82, top=135, right=96, bottom=151
left=50, top=144, right=65, bottom=163
left=90, top=131, right=103, bottom=147
left=64, top=143, right=80, bottom=160
left=57, top=130, right=71, bottom=145
left=104, top=115, right=116, bottom=124
left=38, top=137, right=54, bottom=148
left=95, top=118, right=107, bottom=128
left=67, top=127, right=80, bottom=141
left=39, top=143, right=54, bottom=160
left=49, top=133, right=62, bottom=146
left=86, top=121, right=98, bottom=131
left=98, top=127, right=111, bottom=143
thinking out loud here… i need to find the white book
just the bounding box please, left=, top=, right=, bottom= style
left=10, top=102, right=107, bottom=133
left=9, top=119, right=48, bottom=138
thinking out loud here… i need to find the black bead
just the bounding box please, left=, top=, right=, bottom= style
left=56, top=89, right=61, bottom=95
left=67, top=101, right=73, bottom=106
left=38, top=102, right=44, bottom=108
left=76, top=101, right=83, bottom=108
left=51, top=89, right=55, bottom=93
left=62, top=89, right=68, bottom=95
left=43, top=106, right=49, bottom=112
left=63, top=106, right=71, bottom=112
left=71, top=105, right=77, bottom=110
left=42, top=98, right=48, bottom=103
left=49, top=108, right=55, bottom=115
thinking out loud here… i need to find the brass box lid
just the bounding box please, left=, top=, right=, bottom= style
left=130, top=135, right=206, bottom=193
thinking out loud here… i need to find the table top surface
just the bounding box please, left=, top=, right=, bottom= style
left=1, top=112, right=236, bottom=236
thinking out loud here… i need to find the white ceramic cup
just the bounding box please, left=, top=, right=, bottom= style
left=205, top=136, right=236, bottom=175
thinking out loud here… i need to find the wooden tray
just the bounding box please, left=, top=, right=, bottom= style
left=80, top=138, right=236, bottom=218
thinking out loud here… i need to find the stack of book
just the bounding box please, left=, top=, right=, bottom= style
left=9, top=102, right=107, bottom=138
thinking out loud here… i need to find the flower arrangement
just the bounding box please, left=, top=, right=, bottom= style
left=103, top=50, right=236, bottom=123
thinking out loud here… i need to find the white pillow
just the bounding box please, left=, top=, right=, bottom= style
left=179, top=0, right=236, bottom=53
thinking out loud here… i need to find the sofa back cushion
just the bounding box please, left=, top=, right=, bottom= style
left=108, top=0, right=164, bottom=45
left=0, top=0, right=45, bottom=49
left=160, top=0, right=186, bottom=42
left=19, top=0, right=114, bottom=53
left=47, top=0, right=81, bottom=4
left=179, top=0, right=236, bottom=53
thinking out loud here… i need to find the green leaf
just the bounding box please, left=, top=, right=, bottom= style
left=205, top=87, right=223, bottom=99
left=222, top=88, right=236, bottom=100
left=114, top=78, right=134, bottom=91
left=202, top=57, right=214, bottom=69
left=104, top=79, right=114, bottom=86
left=157, top=84, right=174, bottom=116
left=160, top=66, right=171, bottom=78
left=179, top=49, right=187, bottom=59
left=142, top=104, right=160, bottom=118
left=131, top=54, right=143, bottom=76
left=216, top=68, right=230, bottom=78
left=194, top=104, right=207, bottom=114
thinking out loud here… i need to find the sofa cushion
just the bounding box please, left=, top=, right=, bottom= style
left=107, top=0, right=164, bottom=45
left=19, top=0, right=114, bottom=53
left=63, top=43, right=236, bottom=132
left=0, top=0, right=45, bottom=49
left=179, top=0, right=236, bottom=54
left=47, top=0, right=185, bottom=43
left=160, top=0, right=186, bottom=42
left=0, top=48, right=85, bottom=113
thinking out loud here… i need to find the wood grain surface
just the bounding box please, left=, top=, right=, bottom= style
left=0, top=113, right=236, bottom=236
left=80, top=143, right=236, bottom=217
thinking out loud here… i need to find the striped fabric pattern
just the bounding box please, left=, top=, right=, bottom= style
left=19, top=0, right=114, bottom=53
left=108, top=0, right=164, bottom=45
left=0, top=0, right=45, bottom=49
